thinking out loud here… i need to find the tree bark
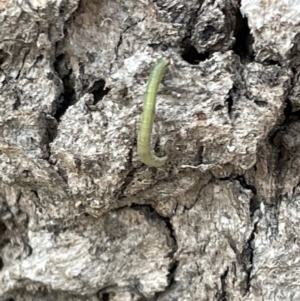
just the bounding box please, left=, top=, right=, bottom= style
left=0, top=0, right=299, bottom=300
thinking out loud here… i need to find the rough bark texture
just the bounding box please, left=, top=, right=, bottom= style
left=0, top=0, right=300, bottom=300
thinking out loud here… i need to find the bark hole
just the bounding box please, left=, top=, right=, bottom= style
left=53, top=54, right=75, bottom=121
left=181, top=44, right=209, bottom=64
left=91, top=79, right=110, bottom=105
left=233, top=14, right=254, bottom=61
left=0, top=256, right=3, bottom=270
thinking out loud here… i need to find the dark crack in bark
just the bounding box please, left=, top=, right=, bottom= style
left=53, top=53, right=76, bottom=121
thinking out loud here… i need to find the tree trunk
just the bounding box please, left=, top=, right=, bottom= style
left=0, top=0, right=299, bottom=300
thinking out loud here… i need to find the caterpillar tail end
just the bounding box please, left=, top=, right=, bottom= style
left=138, top=151, right=167, bottom=168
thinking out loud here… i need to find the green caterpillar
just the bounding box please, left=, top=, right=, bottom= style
left=138, top=57, right=169, bottom=167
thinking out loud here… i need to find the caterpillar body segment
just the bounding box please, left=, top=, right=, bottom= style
left=138, top=57, right=169, bottom=167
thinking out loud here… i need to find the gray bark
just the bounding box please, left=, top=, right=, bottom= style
left=0, top=0, right=299, bottom=300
